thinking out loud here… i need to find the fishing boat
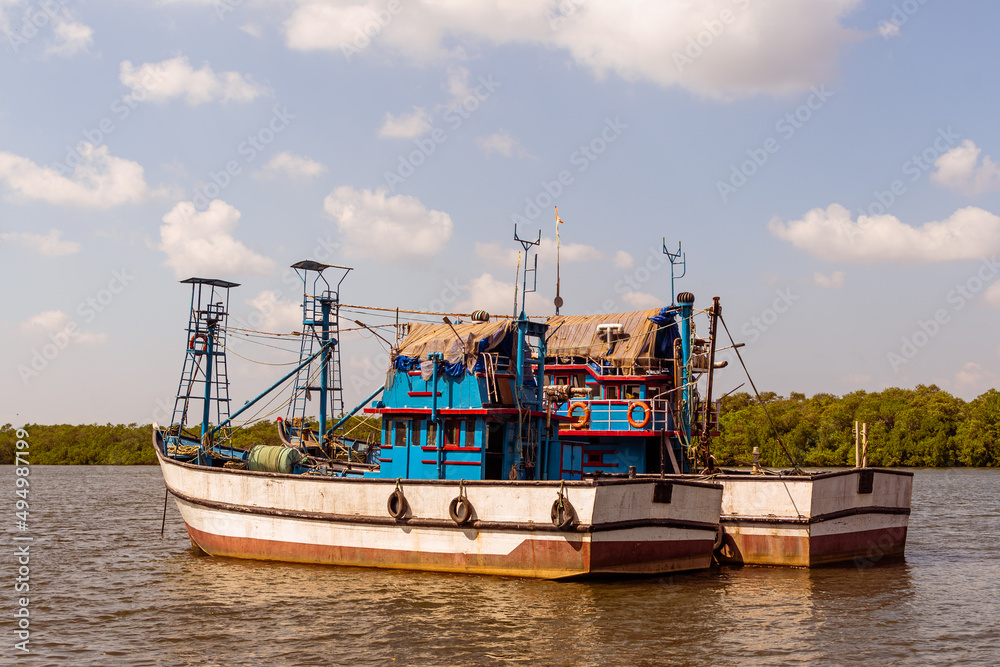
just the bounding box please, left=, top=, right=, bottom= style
left=542, top=240, right=913, bottom=567
left=153, top=240, right=724, bottom=579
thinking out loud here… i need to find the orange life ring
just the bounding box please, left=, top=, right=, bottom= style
left=188, top=332, right=209, bottom=352
left=568, top=401, right=590, bottom=430
left=627, top=401, right=651, bottom=429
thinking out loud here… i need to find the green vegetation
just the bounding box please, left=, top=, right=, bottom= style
left=0, top=416, right=382, bottom=465
left=714, top=386, right=1000, bottom=468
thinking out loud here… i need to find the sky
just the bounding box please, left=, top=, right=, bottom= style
left=2, top=0, right=999, bottom=426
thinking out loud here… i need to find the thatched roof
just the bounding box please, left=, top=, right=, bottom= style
left=546, top=309, right=668, bottom=372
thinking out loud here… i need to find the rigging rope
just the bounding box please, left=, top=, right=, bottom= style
left=717, top=313, right=801, bottom=472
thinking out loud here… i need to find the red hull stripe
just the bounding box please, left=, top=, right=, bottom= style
left=183, top=524, right=713, bottom=578
left=718, top=525, right=908, bottom=567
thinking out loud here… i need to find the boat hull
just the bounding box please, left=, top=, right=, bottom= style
left=715, top=469, right=913, bottom=567
left=157, top=449, right=723, bottom=579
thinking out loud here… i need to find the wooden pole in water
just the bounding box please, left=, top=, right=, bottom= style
left=160, top=488, right=168, bottom=536
left=855, top=421, right=860, bottom=468
left=862, top=422, right=868, bottom=467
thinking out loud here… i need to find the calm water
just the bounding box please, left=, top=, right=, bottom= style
left=1, top=466, right=998, bottom=666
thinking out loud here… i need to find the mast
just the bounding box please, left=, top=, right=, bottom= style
left=512, top=224, right=546, bottom=480
left=700, top=296, right=722, bottom=472
left=287, top=260, right=352, bottom=452
left=166, top=278, right=238, bottom=462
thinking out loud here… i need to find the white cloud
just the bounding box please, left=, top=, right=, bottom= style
left=456, top=272, right=547, bottom=316
left=0, top=143, right=155, bottom=208
left=613, top=250, right=634, bottom=269
left=477, top=130, right=532, bottom=159
left=244, top=290, right=302, bottom=332
left=377, top=107, right=432, bottom=139
left=947, top=362, right=997, bottom=398
left=253, top=151, right=327, bottom=180
left=769, top=203, right=1000, bottom=263
left=45, top=15, right=93, bottom=57
left=622, top=291, right=662, bottom=309
left=931, top=140, right=1000, bottom=196
left=240, top=24, right=262, bottom=38
left=18, top=310, right=106, bottom=344
left=159, top=200, right=276, bottom=278
left=441, top=65, right=472, bottom=107
left=283, top=0, right=864, bottom=100
left=540, top=237, right=603, bottom=263
left=984, top=282, right=1000, bottom=308
left=19, top=310, right=71, bottom=335
left=1, top=229, right=80, bottom=257
left=474, top=241, right=520, bottom=267
left=119, top=56, right=269, bottom=105
left=474, top=237, right=603, bottom=267
left=813, top=270, right=845, bottom=288
left=323, top=186, right=453, bottom=260
left=877, top=21, right=900, bottom=39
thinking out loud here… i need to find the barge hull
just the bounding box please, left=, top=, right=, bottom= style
left=716, top=468, right=913, bottom=567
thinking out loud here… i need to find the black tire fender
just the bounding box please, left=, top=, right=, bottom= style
left=448, top=496, right=474, bottom=525
left=387, top=489, right=409, bottom=520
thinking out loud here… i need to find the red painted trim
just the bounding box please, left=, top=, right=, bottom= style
left=420, top=459, right=481, bottom=466
left=183, top=523, right=713, bottom=577
left=407, top=391, right=441, bottom=397
left=583, top=449, right=618, bottom=455
left=378, top=458, right=393, bottom=463
left=546, top=364, right=669, bottom=383
left=420, top=446, right=483, bottom=452
left=584, top=462, right=618, bottom=468
left=374, top=407, right=552, bottom=418
left=407, top=371, right=422, bottom=376
left=560, top=430, right=657, bottom=437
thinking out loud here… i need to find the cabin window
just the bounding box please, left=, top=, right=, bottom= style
left=383, top=422, right=392, bottom=447
left=586, top=453, right=603, bottom=464
left=570, top=375, right=583, bottom=388
left=555, top=376, right=568, bottom=386
left=624, top=384, right=641, bottom=399
left=426, top=421, right=438, bottom=447
left=604, top=385, right=619, bottom=400
left=393, top=420, right=408, bottom=448
left=465, top=421, right=476, bottom=448
left=444, top=420, right=460, bottom=446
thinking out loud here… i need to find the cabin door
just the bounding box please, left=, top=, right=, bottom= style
left=484, top=422, right=505, bottom=480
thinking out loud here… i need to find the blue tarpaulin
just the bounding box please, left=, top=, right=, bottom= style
left=648, top=307, right=679, bottom=359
